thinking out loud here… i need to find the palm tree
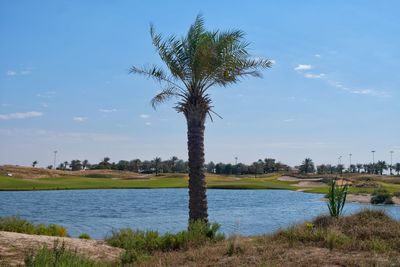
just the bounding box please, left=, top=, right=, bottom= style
left=395, top=163, right=400, bottom=175
left=356, top=163, right=363, bottom=173
left=300, top=158, right=315, bottom=174
left=82, top=159, right=89, bottom=170
left=131, top=15, right=271, bottom=222
left=153, top=157, right=162, bottom=175
left=32, top=161, right=38, bottom=168
left=376, top=160, right=388, bottom=175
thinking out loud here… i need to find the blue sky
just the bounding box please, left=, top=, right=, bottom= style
left=0, top=0, right=399, bottom=167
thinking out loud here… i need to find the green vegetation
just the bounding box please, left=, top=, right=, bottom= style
left=0, top=174, right=296, bottom=191
left=0, top=216, right=68, bottom=237
left=24, top=242, right=112, bottom=267
left=371, top=189, right=394, bottom=204
left=79, top=233, right=91, bottom=240
left=326, top=179, right=348, bottom=218
left=275, top=209, right=400, bottom=252
left=106, top=221, right=224, bottom=264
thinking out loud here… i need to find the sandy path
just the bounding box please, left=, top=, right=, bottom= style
left=0, top=231, right=122, bottom=266
left=346, top=194, right=400, bottom=205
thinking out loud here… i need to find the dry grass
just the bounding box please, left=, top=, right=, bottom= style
left=136, top=210, right=400, bottom=267
left=0, top=165, right=150, bottom=179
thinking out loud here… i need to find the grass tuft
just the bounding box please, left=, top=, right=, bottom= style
left=24, top=241, right=112, bottom=267
left=0, top=216, right=68, bottom=237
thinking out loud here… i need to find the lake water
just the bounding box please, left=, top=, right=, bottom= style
left=1, top=189, right=399, bottom=239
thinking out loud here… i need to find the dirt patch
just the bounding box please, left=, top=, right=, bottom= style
left=0, top=165, right=150, bottom=180
left=293, top=181, right=326, bottom=188
left=0, top=231, right=122, bottom=266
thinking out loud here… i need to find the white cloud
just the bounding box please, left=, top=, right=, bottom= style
left=327, top=79, right=390, bottom=97
left=36, top=91, right=56, bottom=98
left=140, top=114, right=150, bottom=119
left=0, top=111, right=43, bottom=120
left=315, top=54, right=321, bottom=58
left=21, top=70, right=31, bottom=75
left=294, top=64, right=312, bottom=71
left=73, top=117, right=88, bottom=122
left=283, top=118, right=295, bottom=122
left=6, top=70, right=16, bottom=76
left=270, top=59, right=276, bottom=64
left=304, top=73, right=325, bottom=79
left=99, top=108, right=117, bottom=113
left=145, top=122, right=152, bottom=126
left=349, top=89, right=390, bottom=97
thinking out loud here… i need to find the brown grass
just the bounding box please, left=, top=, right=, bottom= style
left=136, top=210, right=400, bottom=267
left=0, top=165, right=150, bottom=179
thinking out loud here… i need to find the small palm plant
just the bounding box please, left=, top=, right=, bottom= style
left=327, top=178, right=348, bottom=218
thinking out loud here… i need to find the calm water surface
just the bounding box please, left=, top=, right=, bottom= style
left=1, top=189, right=399, bottom=239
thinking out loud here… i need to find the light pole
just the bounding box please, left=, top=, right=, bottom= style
left=235, top=157, right=238, bottom=165
left=371, top=150, right=376, bottom=174
left=349, top=153, right=352, bottom=171
left=53, top=150, right=57, bottom=169
left=390, top=151, right=394, bottom=175
left=338, top=156, right=342, bottom=174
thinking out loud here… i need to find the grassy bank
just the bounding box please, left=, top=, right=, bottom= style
left=0, top=174, right=297, bottom=191
left=2, top=210, right=399, bottom=266
left=1, top=166, right=400, bottom=195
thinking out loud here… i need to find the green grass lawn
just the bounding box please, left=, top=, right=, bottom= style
left=2, top=174, right=400, bottom=194
left=0, top=174, right=298, bottom=191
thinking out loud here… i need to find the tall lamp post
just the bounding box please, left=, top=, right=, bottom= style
left=371, top=150, right=376, bottom=174
left=338, top=156, right=342, bottom=174
left=349, top=153, right=352, bottom=172
left=53, top=150, right=58, bottom=169
left=390, top=151, right=394, bottom=175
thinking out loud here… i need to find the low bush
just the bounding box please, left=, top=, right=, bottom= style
left=24, top=242, right=112, bottom=267
left=370, top=189, right=394, bottom=204
left=79, top=233, right=91, bottom=240
left=274, top=209, right=400, bottom=252
left=106, top=222, right=224, bottom=264
left=0, top=216, right=68, bottom=237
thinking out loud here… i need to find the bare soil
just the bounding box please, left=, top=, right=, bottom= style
left=0, top=231, right=122, bottom=266
left=0, top=165, right=150, bottom=180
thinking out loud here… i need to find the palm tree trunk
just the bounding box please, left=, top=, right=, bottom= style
left=186, top=111, right=208, bottom=223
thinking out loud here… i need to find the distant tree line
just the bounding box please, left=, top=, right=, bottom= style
left=50, top=156, right=290, bottom=176
left=42, top=156, right=400, bottom=176
left=294, top=158, right=400, bottom=176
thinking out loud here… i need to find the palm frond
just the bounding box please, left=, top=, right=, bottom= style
left=130, top=65, right=184, bottom=90
left=150, top=87, right=180, bottom=109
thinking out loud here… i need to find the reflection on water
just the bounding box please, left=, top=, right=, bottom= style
left=1, top=189, right=399, bottom=239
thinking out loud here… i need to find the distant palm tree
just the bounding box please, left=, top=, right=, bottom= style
left=32, top=161, right=38, bottom=168
left=376, top=161, right=388, bottom=175
left=300, top=158, right=315, bottom=174
left=131, top=15, right=271, bottom=222
left=356, top=163, right=363, bottom=173
left=395, top=163, right=400, bottom=175
left=82, top=159, right=89, bottom=170
left=153, top=157, right=162, bottom=175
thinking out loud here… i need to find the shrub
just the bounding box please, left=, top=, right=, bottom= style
left=324, top=229, right=350, bottom=250
left=371, top=189, right=394, bottom=204
left=24, top=242, right=112, bottom=267
left=79, top=233, right=91, bottom=240
left=0, top=216, right=68, bottom=237
left=106, top=222, right=224, bottom=264
left=326, top=178, right=348, bottom=218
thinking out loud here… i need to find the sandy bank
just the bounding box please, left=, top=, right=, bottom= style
left=0, top=231, right=122, bottom=266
